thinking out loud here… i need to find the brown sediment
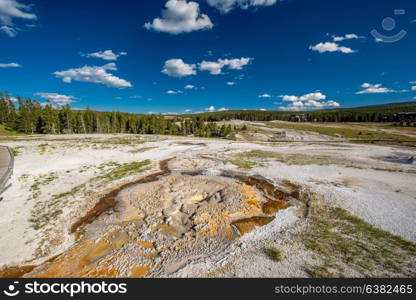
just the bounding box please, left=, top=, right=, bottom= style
left=262, top=200, right=290, bottom=214
left=70, top=158, right=174, bottom=239
left=130, top=265, right=150, bottom=278
left=0, top=265, right=37, bottom=278
left=0, top=158, right=175, bottom=279
left=231, top=216, right=275, bottom=235
left=222, top=171, right=289, bottom=201
left=2, top=157, right=302, bottom=278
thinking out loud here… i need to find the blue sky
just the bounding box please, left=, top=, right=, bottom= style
left=0, top=0, right=416, bottom=114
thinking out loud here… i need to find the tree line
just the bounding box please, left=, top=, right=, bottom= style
left=184, top=102, right=416, bottom=123
left=1, top=92, right=415, bottom=136
left=0, top=93, right=236, bottom=137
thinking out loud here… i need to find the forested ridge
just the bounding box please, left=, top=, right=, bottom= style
left=184, top=102, right=416, bottom=122
left=1, top=92, right=415, bottom=136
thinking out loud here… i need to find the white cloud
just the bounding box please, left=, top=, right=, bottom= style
left=280, top=95, right=299, bottom=102
left=332, top=33, right=361, bottom=42
left=198, top=60, right=224, bottom=75
left=279, top=92, right=340, bottom=110
left=145, top=0, right=213, bottom=34
left=35, top=93, right=75, bottom=107
left=0, top=0, right=37, bottom=37
left=199, top=57, right=251, bottom=75
left=205, top=105, right=216, bottom=112
left=0, top=25, right=15, bottom=36
left=204, top=106, right=229, bottom=112
left=185, top=109, right=192, bottom=112
left=259, top=108, right=267, bottom=111
left=129, top=95, right=142, bottom=99
left=162, top=59, right=196, bottom=77
left=0, top=62, right=20, bottom=68
left=206, top=0, right=277, bottom=13
left=166, top=90, right=183, bottom=94
left=356, top=83, right=394, bottom=94
left=258, top=94, right=273, bottom=98
left=54, top=63, right=132, bottom=88
left=227, top=81, right=236, bottom=86
left=82, top=50, right=127, bottom=61
left=309, top=42, right=356, bottom=54
left=184, top=84, right=195, bottom=89
left=299, top=92, right=327, bottom=101
left=411, top=86, right=416, bottom=91
left=220, top=58, right=251, bottom=70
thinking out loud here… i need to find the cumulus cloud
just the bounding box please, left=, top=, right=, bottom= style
left=356, top=83, right=395, bottom=94
left=258, top=93, right=273, bottom=98
left=54, top=63, right=132, bottom=88
left=198, top=60, right=223, bottom=75
left=166, top=90, right=183, bottom=94
left=199, top=57, right=251, bottom=75
left=184, top=84, right=195, bottom=89
left=206, top=0, right=277, bottom=13
left=309, top=42, right=356, bottom=54
left=227, top=81, right=236, bottom=86
left=162, top=59, right=196, bottom=77
left=0, top=0, right=37, bottom=37
left=82, top=50, right=127, bottom=61
left=279, top=92, right=340, bottom=111
left=35, top=93, right=75, bottom=107
left=145, top=0, right=213, bottom=34
left=205, top=105, right=216, bottom=112
left=0, top=62, right=20, bottom=68
left=332, top=33, right=362, bottom=42
left=204, top=106, right=229, bottom=112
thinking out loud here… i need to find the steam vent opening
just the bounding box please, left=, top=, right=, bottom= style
left=17, top=158, right=304, bottom=278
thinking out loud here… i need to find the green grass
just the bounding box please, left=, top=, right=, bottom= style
left=229, top=159, right=261, bottom=170
left=11, top=146, right=23, bottom=157
left=301, top=206, right=416, bottom=277
left=265, top=122, right=415, bottom=145
left=228, top=150, right=331, bottom=169
left=29, top=173, right=58, bottom=200
left=0, top=124, right=21, bottom=136
left=52, top=183, right=86, bottom=200
left=95, top=159, right=151, bottom=182
left=266, top=247, right=283, bottom=262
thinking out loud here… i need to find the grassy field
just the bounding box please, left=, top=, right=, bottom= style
left=0, top=124, right=21, bottom=136
left=265, top=122, right=415, bottom=144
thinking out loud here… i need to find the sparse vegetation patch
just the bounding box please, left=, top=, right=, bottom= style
left=301, top=205, right=416, bottom=277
